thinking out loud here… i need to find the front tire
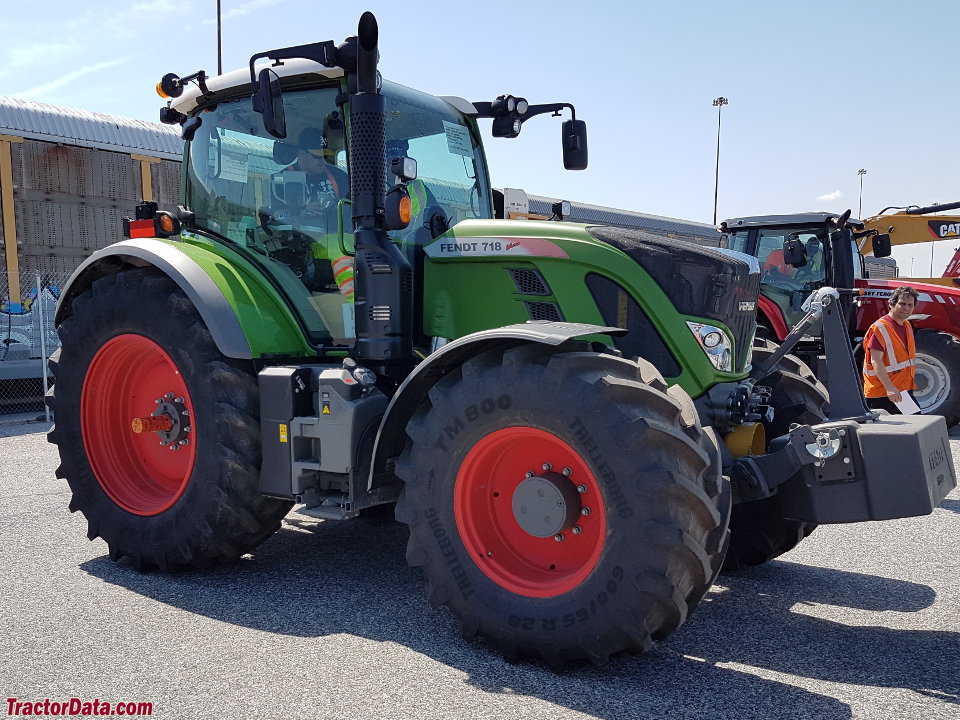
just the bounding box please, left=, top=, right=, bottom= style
left=395, top=343, right=729, bottom=667
left=47, top=269, right=292, bottom=570
left=722, top=339, right=826, bottom=571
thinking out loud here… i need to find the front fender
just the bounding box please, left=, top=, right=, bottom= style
left=55, top=239, right=315, bottom=360
left=368, top=321, right=624, bottom=489
left=757, top=294, right=788, bottom=341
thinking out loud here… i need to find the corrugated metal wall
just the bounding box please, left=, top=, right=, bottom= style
left=1, top=138, right=181, bottom=276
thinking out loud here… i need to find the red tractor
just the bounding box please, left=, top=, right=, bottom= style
left=721, top=211, right=960, bottom=425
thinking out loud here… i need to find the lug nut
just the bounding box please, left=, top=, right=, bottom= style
left=553, top=533, right=564, bottom=542
left=175, top=397, right=184, bottom=403
left=525, top=471, right=534, bottom=478
left=562, top=467, right=572, bottom=477
left=572, top=526, right=583, bottom=535
left=577, top=484, right=587, bottom=494
left=581, top=507, right=591, bottom=516
left=542, top=463, right=552, bottom=471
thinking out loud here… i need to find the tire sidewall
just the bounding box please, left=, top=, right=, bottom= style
left=914, top=330, right=960, bottom=423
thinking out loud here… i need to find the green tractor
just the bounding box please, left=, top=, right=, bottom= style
left=48, top=13, right=954, bottom=667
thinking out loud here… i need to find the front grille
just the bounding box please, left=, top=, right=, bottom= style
left=525, top=302, right=563, bottom=322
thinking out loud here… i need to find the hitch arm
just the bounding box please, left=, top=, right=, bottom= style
left=749, top=286, right=871, bottom=422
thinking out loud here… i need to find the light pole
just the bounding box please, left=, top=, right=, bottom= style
left=217, top=0, right=223, bottom=75
left=712, top=97, right=729, bottom=225
left=858, top=168, right=867, bottom=218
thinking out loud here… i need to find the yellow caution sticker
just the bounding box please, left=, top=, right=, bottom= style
left=279, top=423, right=288, bottom=443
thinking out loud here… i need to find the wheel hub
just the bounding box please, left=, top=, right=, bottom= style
left=512, top=472, right=582, bottom=538
left=131, top=393, right=191, bottom=449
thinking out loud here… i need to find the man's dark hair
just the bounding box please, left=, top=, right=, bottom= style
left=889, top=285, right=919, bottom=307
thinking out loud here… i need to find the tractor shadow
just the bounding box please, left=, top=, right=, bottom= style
left=674, top=561, right=959, bottom=705
left=80, top=513, right=954, bottom=719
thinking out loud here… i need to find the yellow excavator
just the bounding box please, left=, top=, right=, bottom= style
left=860, top=200, right=960, bottom=286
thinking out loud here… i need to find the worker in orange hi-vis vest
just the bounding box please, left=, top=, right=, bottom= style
left=862, top=285, right=920, bottom=414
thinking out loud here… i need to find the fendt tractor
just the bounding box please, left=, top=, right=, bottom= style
left=720, top=211, right=960, bottom=426
left=47, top=13, right=955, bottom=667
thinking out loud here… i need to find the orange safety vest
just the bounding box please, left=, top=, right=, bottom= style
left=862, top=315, right=916, bottom=397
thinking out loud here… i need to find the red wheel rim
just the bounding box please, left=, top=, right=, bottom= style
left=81, top=334, right=196, bottom=515
left=455, top=427, right=606, bottom=598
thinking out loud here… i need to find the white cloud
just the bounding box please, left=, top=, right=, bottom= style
left=816, top=190, right=843, bottom=202
left=201, top=0, right=285, bottom=23
left=9, top=43, right=80, bottom=68
left=15, top=57, right=134, bottom=99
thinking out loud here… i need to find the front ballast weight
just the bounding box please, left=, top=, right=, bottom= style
left=731, top=286, right=956, bottom=523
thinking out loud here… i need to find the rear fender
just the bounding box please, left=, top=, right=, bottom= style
left=367, top=321, right=623, bottom=490
left=55, top=239, right=315, bottom=359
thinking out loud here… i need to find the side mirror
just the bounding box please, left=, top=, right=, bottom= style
left=253, top=68, right=286, bottom=139
left=872, top=233, right=892, bottom=258
left=783, top=239, right=807, bottom=267
left=562, top=119, right=588, bottom=170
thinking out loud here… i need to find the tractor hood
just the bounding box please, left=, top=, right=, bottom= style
left=587, top=225, right=761, bottom=372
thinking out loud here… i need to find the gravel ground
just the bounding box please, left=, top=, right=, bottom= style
left=1, top=419, right=958, bottom=720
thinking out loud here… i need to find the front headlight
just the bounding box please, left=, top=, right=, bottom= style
left=687, top=321, right=732, bottom=372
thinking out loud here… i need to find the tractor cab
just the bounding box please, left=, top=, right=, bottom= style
left=176, top=72, right=495, bottom=349
left=720, top=212, right=882, bottom=333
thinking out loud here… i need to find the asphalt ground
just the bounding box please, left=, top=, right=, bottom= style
left=1, top=420, right=958, bottom=720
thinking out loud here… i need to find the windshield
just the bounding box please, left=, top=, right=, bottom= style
left=184, top=80, right=491, bottom=348
left=382, top=80, right=492, bottom=230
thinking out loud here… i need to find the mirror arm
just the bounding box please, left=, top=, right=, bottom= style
left=471, top=101, right=577, bottom=122
left=248, top=41, right=340, bottom=92
left=523, top=102, right=576, bottom=121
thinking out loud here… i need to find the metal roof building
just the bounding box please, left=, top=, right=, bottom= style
left=523, top=193, right=720, bottom=246
left=0, top=96, right=182, bottom=160
left=0, top=96, right=183, bottom=307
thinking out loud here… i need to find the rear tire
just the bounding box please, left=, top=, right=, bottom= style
left=395, top=343, right=729, bottom=667
left=913, top=329, right=960, bottom=426
left=722, top=339, right=825, bottom=571
left=47, top=269, right=292, bottom=570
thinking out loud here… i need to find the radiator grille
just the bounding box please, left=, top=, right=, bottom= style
left=509, top=268, right=550, bottom=296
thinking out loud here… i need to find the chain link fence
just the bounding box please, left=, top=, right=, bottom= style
left=0, top=269, right=69, bottom=419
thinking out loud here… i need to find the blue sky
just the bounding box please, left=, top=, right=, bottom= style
left=2, top=0, right=958, bottom=274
